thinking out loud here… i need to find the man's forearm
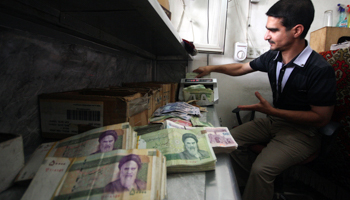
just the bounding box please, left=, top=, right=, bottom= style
left=194, top=62, right=254, bottom=78
left=237, top=92, right=334, bottom=128
left=268, top=107, right=333, bottom=128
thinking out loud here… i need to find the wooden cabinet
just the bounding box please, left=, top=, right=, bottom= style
left=310, top=27, right=350, bottom=52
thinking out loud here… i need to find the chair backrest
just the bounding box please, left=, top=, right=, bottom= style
left=318, top=121, right=342, bottom=159
left=319, top=48, right=350, bottom=156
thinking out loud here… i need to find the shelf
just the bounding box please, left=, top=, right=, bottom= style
left=0, top=0, right=190, bottom=61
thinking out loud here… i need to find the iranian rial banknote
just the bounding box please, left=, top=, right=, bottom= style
left=22, top=149, right=166, bottom=200
left=137, top=128, right=216, bottom=173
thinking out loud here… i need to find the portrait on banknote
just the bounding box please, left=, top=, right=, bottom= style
left=104, top=154, right=147, bottom=193
left=91, top=130, right=119, bottom=155
left=177, top=133, right=210, bottom=160
left=53, top=152, right=150, bottom=199
left=50, top=129, right=125, bottom=158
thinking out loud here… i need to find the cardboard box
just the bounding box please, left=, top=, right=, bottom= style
left=0, top=133, right=24, bottom=192
left=123, top=82, right=172, bottom=106
left=162, top=82, right=178, bottom=102
left=113, top=86, right=162, bottom=118
left=39, top=89, right=148, bottom=139
left=310, top=27, right=350, bottom=52
left=107, top=86, right=162, bottom=118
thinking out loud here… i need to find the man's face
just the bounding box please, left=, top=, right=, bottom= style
left=120, top=160, right=138, bottom=185
left=99, top=135, right=115, bottom=152
left=264, top=16, right=294, bottom=52
left=184, top=138, right=198, bottom=156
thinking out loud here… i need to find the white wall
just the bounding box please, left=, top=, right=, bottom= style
left=170, top=0, right=349, bottom=128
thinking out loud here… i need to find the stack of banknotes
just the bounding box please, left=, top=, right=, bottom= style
left=17, top=119, right=237, bottom=199
left=16, top=123, right=138, bottom=183
left=162, top=120, right=238, bottom=154
left=137, top=128, right=217, bottom=173
left=151, top=102, right=201, bottom=121
left=183, top=84, right=214, bottom=106
left=22, top=149, right=166, bottom=200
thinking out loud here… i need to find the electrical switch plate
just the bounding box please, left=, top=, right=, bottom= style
left=234, top=42, right=247, bottom=61
left=251, top=0, right=260, bottom=3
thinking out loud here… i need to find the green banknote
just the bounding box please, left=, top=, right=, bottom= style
left=137, top=128, right=216, bottom=173
left=185, top=73, right=210, bottom=79
left=190, top=117, right=213, bottom=127
left=183, top=84, right=214, bottom=105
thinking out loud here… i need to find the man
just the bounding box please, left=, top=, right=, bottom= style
left=193, top=0, right=336, bottom=200
left=91, top=130, right=118, bottom=154
left=178, top=133, right=210, bottom=160
left=104, top=154, right=146, bottom=193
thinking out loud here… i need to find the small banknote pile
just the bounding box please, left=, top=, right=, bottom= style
left=183, top=84, right=214, bottom=106
left=22, top=149, right=166, bottom=200
left=137, top=128, right=217, bottom=173
left=151, top=102, right=201, bottom=121
left=162, top=120, right=238, bottom=154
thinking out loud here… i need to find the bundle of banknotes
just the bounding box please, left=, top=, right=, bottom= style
left=137, top=128, right=217, bottom=173
left=183, top=84, right=214, bottom=106
left=151, top=102, right=201, bottom=121
left=17, top=119, right=238, bottom=199
left=162, top=120, right=238, bottom=154
left=16, top=123, right=138, bottom=183
left=21, top=149, right=166, bottom=200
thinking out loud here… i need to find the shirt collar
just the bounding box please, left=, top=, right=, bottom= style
left=273, top=40, right=312, bottom=68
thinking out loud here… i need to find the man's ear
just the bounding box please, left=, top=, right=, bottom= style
left=292, top=24, right=304, bottom=38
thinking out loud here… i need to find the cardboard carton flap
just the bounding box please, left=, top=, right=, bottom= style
left=127, top=93, right=149, bottom=117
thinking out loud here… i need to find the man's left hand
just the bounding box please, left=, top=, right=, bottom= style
left=237, top=91, right=274, bottom=115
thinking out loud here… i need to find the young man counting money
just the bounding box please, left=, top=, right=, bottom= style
left=193, top=0, right=336, bottom=200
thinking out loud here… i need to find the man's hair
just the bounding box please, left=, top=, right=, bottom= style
left=118, top=154, right=142, bottom=170
left=266, top=0, right=314, bottom=39
left=98, top=130, right=118, bottom=142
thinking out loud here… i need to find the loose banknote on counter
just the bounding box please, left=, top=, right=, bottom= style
left=163, top=120, right=238, bottom=154
left=16, top=122, right=137, bottom=183
left=151, top=102, right=201, bottom=121
left=21, top=149, right=166, bottom=200
left=137, top=128, right=216, bottom=173
left=185, top=72, right=210, bottom=79
left=190, top=117, right=213, bottom=127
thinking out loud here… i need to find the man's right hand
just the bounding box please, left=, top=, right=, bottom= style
left=193, top=66, right=211, bottom=78
left=193, top=62, right=253, bottom=78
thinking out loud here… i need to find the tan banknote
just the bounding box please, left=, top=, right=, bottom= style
left=17, top=123, right=137, bottom=184
left=22, top=149, right=166, bottom=200
left=47, top=122, right=136, bottom=158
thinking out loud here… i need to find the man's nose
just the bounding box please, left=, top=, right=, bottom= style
left=264, top=30, right=270, bottom=40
